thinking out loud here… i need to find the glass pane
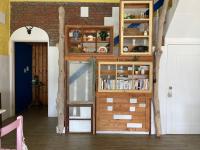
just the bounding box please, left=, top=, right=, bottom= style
left=97, top=43, right=110, bottom=53
left=68, top=28, right=82, bottom=53
left=100, top=64, right=116, bottom=90
left=82, top=43, right=96, bottom=53
left=124, top=23, right=149, bottom=36
left=123, top=38, right=149, bottom=53
left=117, top=64, right=133, bottom=90
left=124, top=4, right=149, bottom=19
left=97, top=29, right=111, bottom=54
left=69, top=106, right=91, bottom=119
left=69, top=120, right=91, bottom=132
left=69, top=61, right=94, bottom=102
left=133, top=65, right=150, bottom=90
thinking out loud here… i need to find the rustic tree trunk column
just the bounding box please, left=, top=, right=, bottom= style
left=56, top=6, right=65, bottom=134
left=154, top=0, right=170, bottom=137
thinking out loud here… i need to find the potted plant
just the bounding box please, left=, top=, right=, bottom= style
left=99, top=31, right=109, bottom=41
left=134, top=66, right=140, bottom=75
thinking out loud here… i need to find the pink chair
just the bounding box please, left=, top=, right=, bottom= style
left=0, top=116, right=27, bottom=150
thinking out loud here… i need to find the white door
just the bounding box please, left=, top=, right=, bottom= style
left=167, top=44, right=200, bottom=134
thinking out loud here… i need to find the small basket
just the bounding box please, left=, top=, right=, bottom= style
left=124, top=28, right=142, bottom=36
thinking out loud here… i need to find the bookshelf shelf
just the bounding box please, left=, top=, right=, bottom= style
left=98, top=61, right=153, bottom=93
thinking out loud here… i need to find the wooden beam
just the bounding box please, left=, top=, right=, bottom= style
left=56, top=6, right=65, bottom=134
left=153, top=0, right=170, bottom=137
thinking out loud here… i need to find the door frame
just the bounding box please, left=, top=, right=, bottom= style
left=9, top=27, right=49, bottom=116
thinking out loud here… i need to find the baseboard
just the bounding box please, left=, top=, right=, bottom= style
left=96, top=131, right=149, bottom=134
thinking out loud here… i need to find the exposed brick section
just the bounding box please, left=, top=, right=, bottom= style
left=11, top=2, right=118, bottom=46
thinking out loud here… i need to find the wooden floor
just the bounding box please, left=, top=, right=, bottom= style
left=2, top=107, right=200, bottom=150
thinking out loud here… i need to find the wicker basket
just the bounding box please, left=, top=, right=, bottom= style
left=124, top=28, right=142, bottom=36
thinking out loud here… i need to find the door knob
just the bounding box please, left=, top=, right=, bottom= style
left=168, top=86, right=173, bottom=97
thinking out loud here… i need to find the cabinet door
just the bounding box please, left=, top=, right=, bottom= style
left=98, top=62, right=152, bottom=93
left=67, top=61, right=95, bottom=133
left=99, top=63, right=116, bottom=91
left=69, top=105, right=92, bottom=133
left=68, top=61, right=94, bottom=103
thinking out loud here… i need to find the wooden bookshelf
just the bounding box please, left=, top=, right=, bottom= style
left=98, top=61, right=153, bottom=93
left=65, top=25, right=113, bottom=55
left=64, top=1, right=154, bottom=134
left=120, top=0, right=153, bottom=56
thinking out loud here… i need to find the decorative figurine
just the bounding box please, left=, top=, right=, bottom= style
left=73, top=30, right=80, bottom=40
left=123, top=46, right=129, bottom=52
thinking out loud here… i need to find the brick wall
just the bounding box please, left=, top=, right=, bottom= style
left=11, top=2, right=118, bottom=46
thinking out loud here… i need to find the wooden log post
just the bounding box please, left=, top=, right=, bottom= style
left=56, top=6, right=65, bottom=134
left=153, top=0, right=170, bottom=137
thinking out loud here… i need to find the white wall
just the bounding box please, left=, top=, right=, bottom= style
left=159, top=0, right=200, bottom=134
left=10, top=27, right=59, bottom=117
left=0, top=55, right=10, bottom=120
left=166, top=0, right=200, bottom=41
left=165, top=0, right=179, bottom=35
left=48, top=46, right=59, bottom=117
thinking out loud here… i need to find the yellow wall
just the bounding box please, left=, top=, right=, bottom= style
left=0, top=0, right=10, bottom=55
left=11, top=0, right=119, bottom=3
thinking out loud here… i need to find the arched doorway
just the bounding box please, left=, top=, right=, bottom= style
left=9, top=27, right=49, bottom=115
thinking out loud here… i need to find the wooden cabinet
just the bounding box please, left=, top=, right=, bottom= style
left=120, top=0, right=153, bottom=55
left=96, top=60, right=152, bottom=133
left=68, top=104, right=93, bottom=133
left=65, top=25, right=113, bottom=55
left=64, top=1, right=153, bottom=134
left=98, top=61, right=153, bottom=93
left=96, top=93, right=151, bottom=132
left=65, top=61, right=96, bottom=133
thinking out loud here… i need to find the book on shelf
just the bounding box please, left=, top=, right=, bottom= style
left=133, top=79, right=149, bottom=90
left=116, top=80, right=132, bottom=90
left=100, top=78, right=149, bottom=90
left=100, top=78, right=116, bottom=90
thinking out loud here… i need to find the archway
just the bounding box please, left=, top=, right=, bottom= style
left=9, top=27, right=51, bottom=116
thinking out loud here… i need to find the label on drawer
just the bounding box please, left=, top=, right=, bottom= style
left=107, top=106, right=113, bottom=111
left=130, top=98, right=137, bottom=104
left=113, top=115, right=132, bottom=120
left=139, top=103, right=146, bottom=108
left=127, top=123, right=142, bottom=128
left=106, top=98, right=113, bottom=103
left=129, top=106, right=136, bottom=112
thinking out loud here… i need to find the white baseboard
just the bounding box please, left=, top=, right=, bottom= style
left=96, top=131, right=149, bottom=135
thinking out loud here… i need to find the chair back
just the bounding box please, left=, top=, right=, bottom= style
left=0, top=116, right=24, bottom=150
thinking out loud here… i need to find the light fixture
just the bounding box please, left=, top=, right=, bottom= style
left=25, top=26, right=33, bottom=35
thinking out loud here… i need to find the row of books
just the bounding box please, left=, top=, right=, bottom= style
left=100, top=78, right=149, bottom=90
